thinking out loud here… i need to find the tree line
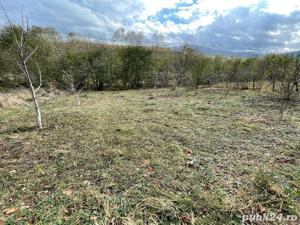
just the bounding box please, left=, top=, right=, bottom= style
left=1, top=23, right=299, bottom=126
left=1, top=25, right=299, bottom=93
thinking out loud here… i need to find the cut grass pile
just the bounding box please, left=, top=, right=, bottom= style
left=0, top=88, right=299, bottom=224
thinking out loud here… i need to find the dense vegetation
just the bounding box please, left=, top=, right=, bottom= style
left=1, top=25, right=299, bottom=95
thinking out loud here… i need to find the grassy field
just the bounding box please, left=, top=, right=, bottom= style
left=0, top=88, right=299, bottom=224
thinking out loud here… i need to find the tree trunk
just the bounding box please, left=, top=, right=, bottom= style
left=33, top=95, right=42, bottom=129
left=24, top=62, right=43, bottom=129
left=29, top=85, right=42, bottom=129
left=252, top=77, right=256, bottom=90
left=95, top=80, right=104, bottom=91
left=280, top=100, right=285, bottom=120
left=154, top=74, right=159, bottom=89
left=75, top=93, right=80, bottom=106
left=272, top=75, right=276, bottom=91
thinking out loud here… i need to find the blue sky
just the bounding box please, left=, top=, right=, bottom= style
left=1, top=0, right=300, bottom=54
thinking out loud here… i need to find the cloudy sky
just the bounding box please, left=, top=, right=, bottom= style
left=1, top=0, right=300, bottom=54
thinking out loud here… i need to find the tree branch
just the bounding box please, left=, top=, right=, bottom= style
left=34, top=63, right=42, bottom=93
left=24, top=46, right=39, bottom=63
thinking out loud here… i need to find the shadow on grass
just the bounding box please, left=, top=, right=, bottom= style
left=1, top=126, right=37, bottom=134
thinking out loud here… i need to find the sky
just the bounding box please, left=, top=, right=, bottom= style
left=1, top=0, right=300, bottom=54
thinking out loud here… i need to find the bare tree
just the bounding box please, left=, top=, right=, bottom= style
left=0, top=7, right=43, bottom=128
left=151, top=32, right=165, bottom=48
left=63, top=70, right=84, bottom=106
left=68, top=43, right=91, bottom=105
left=112, top=28, right=126, bottom=44
left=125, top=31, right=143, bottom=46
left=62, top=57, right=91, bottom=106
left=112, top=28, right=144, bottom=46
left=51, top=33, right=91, bottom=106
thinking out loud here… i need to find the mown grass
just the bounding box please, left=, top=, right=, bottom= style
left=0, top=88, right=299, bottom=224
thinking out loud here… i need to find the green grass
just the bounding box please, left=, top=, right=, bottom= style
left=0, top=88, right=299, bottom=224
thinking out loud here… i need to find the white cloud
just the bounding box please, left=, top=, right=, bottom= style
left=1, top=0, right=300, bottom=53
left=136, top=0, right=262, bottom=35
left=268, top=30, right=281, bottom=36
left=140, top=0, right=192, bottom=20
left=262, top=0, right=300, bottom=15
left=176, top=10, right=193, bottom=19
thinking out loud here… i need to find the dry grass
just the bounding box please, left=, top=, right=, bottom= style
left=0, top=88, right=66, bottom=108
left=0, top=89, right=30, bottom=108
left=0, top=88, right=299, bottom=224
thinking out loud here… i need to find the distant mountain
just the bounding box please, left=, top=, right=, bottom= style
left=173, top=45, right=260, bottom=58
left=288, top=50, right=300, bottom=56
left=173, top=45, right=300, bottom=58
left=189, top=44, right=260, bottom=58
